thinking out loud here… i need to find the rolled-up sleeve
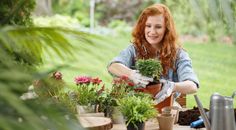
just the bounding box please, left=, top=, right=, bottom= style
left=176, top=49, right=199, bottom=87
left=107, top=45, right=136, bottom=68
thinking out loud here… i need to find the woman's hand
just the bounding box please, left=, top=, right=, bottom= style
left=128, top=70, right=153, bottom=87
left=154, top=79, right=175, bottom=104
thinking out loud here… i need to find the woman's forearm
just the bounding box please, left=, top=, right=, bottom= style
left=108, top=63, right=133, bottom=77
left=173, top=80, right=198, bottom=94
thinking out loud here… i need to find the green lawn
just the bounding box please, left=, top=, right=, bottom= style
left=42, top=34, right=236, bottom=108
left=184, top=42, right=236, bottom=108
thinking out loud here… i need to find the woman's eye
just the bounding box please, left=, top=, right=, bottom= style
left=155, top=26, right=162, bottom=29
left=146, top=25, right=151, bottom=28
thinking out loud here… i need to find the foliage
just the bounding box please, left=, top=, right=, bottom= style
left=110, top=76, right=136, bottom=101
left=32, top=71, right=78, bottom=113
left=118, top=95, right=157, bottom=127
left=52, top=0, right=90, bottom=27
left=52, top=0, right=156, bottom=26
left=0, top=25, right=102, bottom=130
left=97, top=76, right=136, bottom=117
left=72, top=76, right=104, bottom=106
left=162, top=0, right=236, bottom=43
left=33, top=14, right=81, bottom=28
left=33, top=71, right=65, bottom=98
left=51, top=0, right=236, bottom=43
left=135, top=59, right=163, bottom=81
left=0, top=0, right=35, bottom=26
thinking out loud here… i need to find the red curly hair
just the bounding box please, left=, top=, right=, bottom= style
left=132, top=3, right=181, bottom=75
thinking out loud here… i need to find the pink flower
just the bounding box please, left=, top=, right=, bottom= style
left=127, top=81, right=135, bottom=87
left=52, top=71, right=62, bottom=80
left=91, top=77, right=102, bottom=85
left=120, top=75, right=129, bottom=81
left=74, top=76, right=91, bottom=85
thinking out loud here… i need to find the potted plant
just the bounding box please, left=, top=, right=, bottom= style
left=135, top=59, right=173, bottom=112
left=72, top=76, right=104, bottom=114
left=118, top=94, right=157, bottom=130
left=33, top=71, right=78, bottom=113
left=100, top=76, right=136, bottom=123
left=33, top=71, right=65, bottom=99
left=135, top=59, right=162, bottom=84
left=135, top=59, right=163, bottom=96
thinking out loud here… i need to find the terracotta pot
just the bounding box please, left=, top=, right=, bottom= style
left=157, top=114, right=175, bottom=130
left=136, top=84, right=174, bottom=113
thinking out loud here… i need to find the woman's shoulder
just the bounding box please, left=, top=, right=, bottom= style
left=127, top=44, right=135, bottom=50
left=123, top=44, right=136, bottom=53
left=176, top=48, right=191, bottom=60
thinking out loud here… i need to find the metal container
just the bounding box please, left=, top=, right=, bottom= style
left=210, top=93, right=236, bottom=130
left=194, top=91, right=236, bottom=130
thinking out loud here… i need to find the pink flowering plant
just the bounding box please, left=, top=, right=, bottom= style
left=98, top=76, right=138, bottom=117
left=110, top=76, right=136, bottom=100
left=34, top=71, right=65, bottom=98
left=73, top=76, right=104, bottom=106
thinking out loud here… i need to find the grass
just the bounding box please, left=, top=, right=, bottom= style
left=41, top=33, right=236, bottom=108
left=184, top=42, right=236, bottom=108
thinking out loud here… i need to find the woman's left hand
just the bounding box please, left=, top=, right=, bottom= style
left=154, top=79, right=175, bottom=104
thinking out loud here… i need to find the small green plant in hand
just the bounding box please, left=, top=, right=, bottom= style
left=135, top=59, right=163, bottom=81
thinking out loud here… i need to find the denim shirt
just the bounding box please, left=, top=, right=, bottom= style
left=108, top=44, right=199, bottom=88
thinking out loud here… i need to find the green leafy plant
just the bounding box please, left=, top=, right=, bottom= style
left=98, top=76, right=136, bottom=117
left=33, top=71, right=65, bottom=98
left=135, top=59, right=163, bottom=82
left=0, top=25, right=100, bottom=130
left=0, top=0, right=35, bottom=26
left=118, top=94, right=157, bottom=128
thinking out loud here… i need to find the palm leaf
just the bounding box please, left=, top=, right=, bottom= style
left=0, top=26, right=103, bottom=130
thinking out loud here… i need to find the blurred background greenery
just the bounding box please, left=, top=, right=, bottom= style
left=0, top=0, right=236, bottom=129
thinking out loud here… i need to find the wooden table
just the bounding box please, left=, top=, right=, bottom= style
left=112, top=119, right=206, bottom=130
left=78, top=113, right=206, bottom=130
left=79, top=116, right=113, bottom=130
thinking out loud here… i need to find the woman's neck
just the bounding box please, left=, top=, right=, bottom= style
left=151, top=44, right=161, bottom=53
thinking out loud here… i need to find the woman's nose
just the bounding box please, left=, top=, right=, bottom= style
left=150, top=27, right=156, bottom=34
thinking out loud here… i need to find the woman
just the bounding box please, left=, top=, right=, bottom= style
left=107, top=3, right=199, bottom=105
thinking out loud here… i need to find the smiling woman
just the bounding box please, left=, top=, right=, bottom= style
left=107, top=3, right=199, bottom=110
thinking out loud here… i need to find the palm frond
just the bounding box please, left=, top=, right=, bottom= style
left=0, top=26, right=101, bottom=130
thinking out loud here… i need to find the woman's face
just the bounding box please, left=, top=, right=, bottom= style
left=144, top=14, right=166, bottom=48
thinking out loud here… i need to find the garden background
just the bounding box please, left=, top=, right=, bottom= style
left=0, top=0, right=236, bottom=130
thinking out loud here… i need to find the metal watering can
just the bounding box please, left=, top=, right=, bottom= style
left=194, top=91, right=236, bottom=130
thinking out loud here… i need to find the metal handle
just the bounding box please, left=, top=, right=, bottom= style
left=194, top=95, right=211, bottom=130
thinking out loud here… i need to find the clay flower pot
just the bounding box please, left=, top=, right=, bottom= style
left=157, top=114, right=175, bottom=130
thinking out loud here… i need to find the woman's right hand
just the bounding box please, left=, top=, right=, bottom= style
left=128, top=70, right=153, bottom=87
